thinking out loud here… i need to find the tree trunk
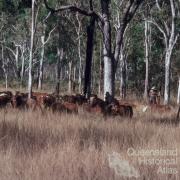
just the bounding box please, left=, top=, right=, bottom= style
left=164, top=48, right=172, bottom=105
left=1, top=44, right=8, bottom=89
left=20, top=44, right=25, bottom=89
left=55, top=48, right=63, bottom=95
left=15, top=46, right=20, bottom=79
left=38, top=28, right=45, bottom=90
left=73, top=66, right=76, bottom=82
left=119, top=48, right=127, bottom=99
left=164, top=0, right=176, bottom=105
left=143, top=20, right=150, bottom=101
left=177, top=105, right=180, bottom=120
left=83, top=17, right=96, bottom=98
left=28, top=0, right=35, bottom=99
left=177, top=76, right=180, bottom=105
left=101, top=0, right=114, bottom=98
left=78, top=44, right=82, bottom=93
left=77, top=17, right=82, bottom=93
left=98, top=40, right=103, bottom=96
left=68, top=61, right=72, bottom=94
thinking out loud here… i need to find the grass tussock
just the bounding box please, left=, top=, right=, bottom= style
left=0, top=107, right=179, bottom=180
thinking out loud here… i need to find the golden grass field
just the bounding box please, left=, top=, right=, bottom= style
left=0, top=104, right=179, bottom=180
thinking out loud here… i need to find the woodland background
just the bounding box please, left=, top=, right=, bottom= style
left=0, top=0, right=180, bottom=104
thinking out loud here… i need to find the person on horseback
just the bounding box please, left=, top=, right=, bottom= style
left=149, top=86, right=160, bottom=105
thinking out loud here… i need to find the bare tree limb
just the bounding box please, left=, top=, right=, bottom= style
left=43, top=0, right=103, bottom=22
left=44, top=25, right=57, bottom=45
left=147, top=19, right=168, bottom=48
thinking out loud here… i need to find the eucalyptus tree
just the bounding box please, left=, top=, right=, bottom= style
left=28, top=0, right=36, bottom=98
left=44, top=0, right=144, bottom=98
left=37, top=22, right=56, bottom=90
left=148, top=0, right=180, bottom=104
left=174, top=53, right=180, bottom=104
left=0, top=0, right=27, bottom=88
left=142, top=2, right=152, bottom=101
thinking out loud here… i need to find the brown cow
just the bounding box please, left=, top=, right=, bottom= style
left=82, top=95, right=107, bottom=115
left=51, top=102, right=78, bottom=114
left=32, top=92, right=57, bottom=109
left=105, top=103, right=133, bottom=118
left=32, top=92, right=48, bottom=105
left=118, top=102, right=134, bottom=118
left=150, top=104, right=171, bottom=112
left=83, top=103, right=106, bottom=115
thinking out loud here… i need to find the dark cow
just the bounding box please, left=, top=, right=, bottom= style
left=62, top=94, right=87, bottom=106
left=0, top=91, right=13, bottom=108
left=89, top=95, right=106, bottom=108
left=12, top=92, right=28, bottom=109
left=43, top=95, right=56, bottom=108
left=74, top=94, right=87, bottom=105
left=82, top=95, right=107, bottom=115
left=62, top=95, right=76, bottom=104
left=105, top=100, right=133, bottom=118
left=177, top=106, right=180, bottom=120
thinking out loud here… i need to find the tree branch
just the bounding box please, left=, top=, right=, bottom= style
left=4, top=46, right=16, bottom=57
left=44, top=26, right=57, bottom=45
left=44, top=0, right=102, bottom=22
left=147, top=19, right=168, bottom=48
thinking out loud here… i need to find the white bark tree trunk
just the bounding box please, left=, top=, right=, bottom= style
left=55, top=47, right=63, bottom=94
left=164, top=48, right=172, bottom=104
left=73, top=66, right=76, bottom=82
left=164, top=0, right=176, bottom=105
left=20, top=44, right=25, bottom=89
left=15, top=46, right=19, bottom=79
left=1, top=44, right=8, bottom=89
left=101, top=0, right=114, bottom=98
left=28, top=0, right=35, bottom=98
left=119, top=46, right=127, bottom=99
left=149, top=0, right=178, bottom=105
left=98, top=40, right=103, bottom=95
left=103, top=44, right=113, bottom=97
left=177, top=76, right=180, bottom=104
left=68, top=61, right=72, bottom=93
left=38, top=24, right=56, bottom=90
left=144, top=20, right=150, bottom=101
left=76, top=14, right=82, bottom=93
left=38, top=31, right=45, bottom=90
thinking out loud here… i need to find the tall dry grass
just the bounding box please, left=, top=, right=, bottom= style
left=0, top=107, right=179, bottom=180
